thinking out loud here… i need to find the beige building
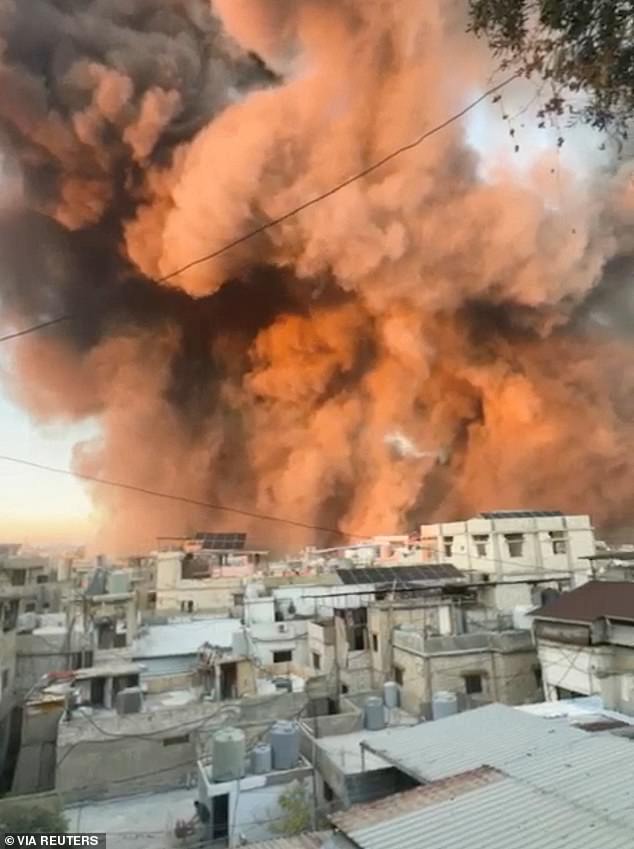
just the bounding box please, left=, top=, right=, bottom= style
left=392, top=628, right=541, bottom=716
left=419, top=510, right=595, bottom=586
left=153, top=551, right=249, bottom=613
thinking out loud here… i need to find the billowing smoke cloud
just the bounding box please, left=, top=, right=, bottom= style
left=0, top=0, right=632, bottom=551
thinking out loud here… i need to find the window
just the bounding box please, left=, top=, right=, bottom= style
left=443, top=536, right=454, bottom=557
left=549, top=531, right=567, bottom=555
left=187, top=600, right=194, bottom=613
left=505, top=533, right=524, bottom=558
left=473, top=534, right=489, bottom=557
left=1, top=669, right=9, bottom=696
left=10, top=571, right=25, bottom=587
left=312, top=652, right=321, bottom=671
left=464, top=673, right=483, bottom=695
left=323, top=782, right=334, bottom=802
left=273, top=650, right=292, bottom=663
left=372, top=633, right=379, bottom=652
left=163, top=734, right=190, bottom=746
left=393, top=666, right=404, bottom=686
left=233, top=593, right=245, bottom=607
left=35, top=574, right=49, bottom=584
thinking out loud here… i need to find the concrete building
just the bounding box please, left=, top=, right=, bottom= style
left=391, top=628, right=541, bottom=716
left=0, top=591, right=19, bottom=790
left=14, top=613, right=94, bottom=697
left=585, top=549, right=634, bottom=581
left=532, top=580, right=634, bottom=712
left=132, top=617, right=244, bottom=678
left=419, top=510, right=595, bottom=586
left=64, top=567, right=139, bottom=662
left=51, top=675, right=307, bottom=802
left=197, top=746, right=313, bottom=847
left=299, top=692, right=418, bottom=811
left=153, top=551, right=249, bottom=613
left=0, top=552, right=67, bottom=614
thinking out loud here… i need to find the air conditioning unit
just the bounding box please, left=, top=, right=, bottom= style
left=115, top=686, right=143, bottom=715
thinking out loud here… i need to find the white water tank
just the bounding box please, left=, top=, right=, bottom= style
left=252, top=743, right=272, bottom=774
left=383, top=681, right=399, bottom=709
left=270, top=721, right=300, bottom=770
left=431, top=691, right=458, bottom=721
left=212, top=727, right=246, bottom=782
left=364, top=697, right=386, bottom=730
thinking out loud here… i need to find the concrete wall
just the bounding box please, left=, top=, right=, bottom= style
left=199, top=765, right=313, bottom=847
left=0, top=627, right=17, bottom=767
left=56, top=690, right=308, bottom=802
left=0, top=790, right=63, bottom=818
left=392, top=630, right=540, bottom=716
left=307, top=622, right=335, bottom=676
left=15, top=631, right=92, bottom=696
left=155, top=554, right=243, bottom=612
left=248, top=621, right=309, bottom=667
left=367, top=603, right=452, bottom=687
left=537, top=638, right=613, bottom=701
left=11, top=703, right=63, bottom=795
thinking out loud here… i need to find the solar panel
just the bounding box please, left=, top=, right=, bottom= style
left=194, top=532, right=247, bottom=550
left=336, top=563, right=462, bottom=585
left=480, top=510, right=563, bottom=519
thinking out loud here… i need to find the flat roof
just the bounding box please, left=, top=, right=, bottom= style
left=133, top=617, right=242, bottom=659
left=74, top=662, right=142, bottom=679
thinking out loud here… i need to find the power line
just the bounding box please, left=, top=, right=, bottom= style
left=0, top=454, right=364, bottom=540
left=0, top=452, right=582, bottom=576
left=0, top=75, right=517, bottom=346
left=0, top=315, right=71, bottom=343
left=154, top=74, right=518, bottom=286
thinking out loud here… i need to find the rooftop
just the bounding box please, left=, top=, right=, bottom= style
left=314, top=716, right=418, bottom=775
left=331, top=767, right=502, bottom=833
left=132, top=617, right=242, bottom=659
left=334, top=704, right=634, bottom=849
left=517, top=695, right=634, bottom=728
left=358, top=703, right=596, bottom=783
left=65, top=787, right=195, bottom=849
left=336, top=564, right=462, bottom=586
left=532, top=580, right=634, bottom=623
left=247, top=835, right=330, bottom=849
left=334, top=767, right=634, bottom=849
left=585, top=550, right=634, bottom=561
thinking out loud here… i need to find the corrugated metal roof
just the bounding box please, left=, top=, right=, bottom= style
left=331, top=767, right=502, bottom=833
left=360, top=703, right=586, bottom=782
left=342, top=773, right=633, bottom=849
left=246, top=833, right=329, bottom=849
left=340, top=704, right=634, bottom=849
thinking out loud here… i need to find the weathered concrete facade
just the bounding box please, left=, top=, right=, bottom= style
left=56, top=691, right=307, bottom=801
left=392, top=629, right=541, bottom=716
left=419, top=512, right=595, bottom=585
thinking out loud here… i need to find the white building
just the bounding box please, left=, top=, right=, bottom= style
left=197, top=736, right=313, bottom=847
left=532, top=580, right=634, bottom=712
left=419, top=510, right=595, bottom=587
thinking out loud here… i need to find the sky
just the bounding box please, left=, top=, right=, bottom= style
left=0, top=81, right=608, bottom=547
left=0, top=389, right=100, bottom=545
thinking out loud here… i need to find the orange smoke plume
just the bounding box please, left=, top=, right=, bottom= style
left=0, top=0, right=632, bottom=551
